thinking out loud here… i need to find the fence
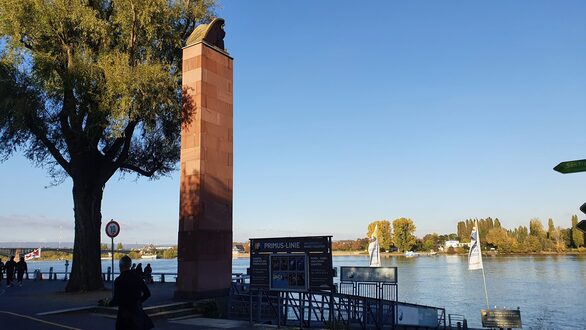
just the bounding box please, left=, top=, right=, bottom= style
left=21, top=269, right=177, bottom=283
left=230, top=274, right=446, bottom=329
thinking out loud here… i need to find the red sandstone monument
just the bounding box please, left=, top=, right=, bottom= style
left=176, top=18, right=233, bottom=299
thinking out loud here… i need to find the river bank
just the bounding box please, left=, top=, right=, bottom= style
left=233, top=248, right=586, bottom=258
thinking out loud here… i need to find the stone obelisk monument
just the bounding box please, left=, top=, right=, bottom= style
left=176, top=18, right=233, bottom=299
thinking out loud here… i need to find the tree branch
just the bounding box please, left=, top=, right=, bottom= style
left=119, top=163, right=156, bottom=177
left=103, top=120, right=137, bottom=162
left=28, top=125, right=72, bottom=175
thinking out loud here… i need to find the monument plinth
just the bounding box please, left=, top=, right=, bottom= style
left=176, top=18, right=233, bottom=299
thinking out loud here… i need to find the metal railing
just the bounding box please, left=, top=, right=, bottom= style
left=448, top=313, right=468, bottom=329
left=21, top=269, right=177, bottom=283
left=229, top=274, right=446, bottom=329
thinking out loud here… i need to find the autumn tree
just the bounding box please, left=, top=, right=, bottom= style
left=551, top=226, right=566, bottom=253
left=0, top=0, right=216, bottom=291
left=485, top=227, right=516, bottom=253
left=351, top=238, right=369, bottom=251
left=529, top=218, right=548, bottom=251
left=547, top=218, right=555, bottom=240
left=511, top=225, right=528, bottom=246
left=367, top=220, right=392, bottom=251
left=457, top=221, right=468, bottom=241
left=571, top=215, right=585, bottom=248
left=392, top=217, right=416, bottom=252
left=529, top=218, right=546, bottom=239
left=525, top=236, right=542, bottom=253
left=421, top=233, right=439, bottom=251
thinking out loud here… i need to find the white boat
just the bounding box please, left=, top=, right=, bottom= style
left=141, top=254, right=158, bottom=259
left=405, top=251, right=419, bottom=257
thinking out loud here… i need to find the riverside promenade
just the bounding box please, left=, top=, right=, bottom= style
left=0, top=280, right=276, bottom=330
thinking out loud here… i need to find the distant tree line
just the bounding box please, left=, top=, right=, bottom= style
left=327, top=215, right=586, bottom=254
left=456, top=216, right=585, bottom=253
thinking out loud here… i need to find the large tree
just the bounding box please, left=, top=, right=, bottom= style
left=367, top=220, right=392, bottom=251
left=392, top=217, right=416, bottom=252
left=0, top=0, right=215, bottom=291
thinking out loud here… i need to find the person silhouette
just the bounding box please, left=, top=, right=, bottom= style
left=135, top=263, right=143, bottom=277
left=143, top=264, right=153, bottom=284
left=108, top=255, right=153, bottom=330
left=5, top=256, right=16, bottom=287
left=16, top=256, right=27, bottom=287
left=0, top=258, right=4, bottom=285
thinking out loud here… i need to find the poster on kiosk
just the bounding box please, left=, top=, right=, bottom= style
left=249, top=236, right=334, bottom=292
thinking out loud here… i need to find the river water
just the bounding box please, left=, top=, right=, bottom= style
left=26, top=255, right=586, bottom=329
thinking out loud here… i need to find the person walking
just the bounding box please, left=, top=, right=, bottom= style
left=5, top=256, right=16, bottom=287
left=16, top=256, right=28, bottom=287
left=0, top=258, right=4, bottom=285
left=143, top=264, right=153, bottom=284
left=108, top=255, right=153, bottom=330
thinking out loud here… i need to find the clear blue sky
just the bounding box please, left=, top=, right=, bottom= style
left=1, top=0, right=585, bottom=245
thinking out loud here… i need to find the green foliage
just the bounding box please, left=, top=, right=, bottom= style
left=392, top=217, right=416, bottom=252
left=367, top=220, right=392, bottom=251
left=332, top=238, right=369, bottom=251
left=510, top=226, right=528, bottom=245
left=0, top=1, right=215, bottom=179
left=116, top=242, right=123, bottom=250
left=529, top=218, right=546, bottom=239
left=457, top=217, right=498, bottom=244
left=486, top=227, right=517, bottom=253
left=455, top=216, right=582, bottom=253
left=421, top=233, right=439, bottom=251
left=525, top=236, right=542, bottom=253
left=0, top=0, right=216, bottom=291
left=38, top=250, right=72, bottom=260
left=101, top=243, right=108, bottom=250
left=571, top=215, right=585, bottom=247
left=547, top=218, right=555, bottom=239
left=551, top=226, right=567, bottom=252
left=162, top=247, right=177, bottom=259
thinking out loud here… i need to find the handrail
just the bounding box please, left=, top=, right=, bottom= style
left=230, top=286, right=447, bottom=329
left=22, top=270, right=179, bottom=283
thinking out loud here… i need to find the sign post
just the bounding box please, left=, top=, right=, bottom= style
left=577, top=220, right=586, bottom=234
left=105, top=219, right=121, bottom=281
left=553, top=159, right=586, bottom=174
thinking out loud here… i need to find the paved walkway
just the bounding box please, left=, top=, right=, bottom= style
left=0, top=280, right=275, bottom=330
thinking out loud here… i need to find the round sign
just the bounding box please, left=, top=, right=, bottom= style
left=105, top=220, right=120, bottom=238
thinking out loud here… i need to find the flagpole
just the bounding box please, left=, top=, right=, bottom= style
left=477, top=220, right=490, bottom=310
left=481, top=264, right=490, bottom=309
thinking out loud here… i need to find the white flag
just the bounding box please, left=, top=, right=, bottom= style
left=368, top=224, right=381, bottom=267
left=468, top=224, right=483, bottom=270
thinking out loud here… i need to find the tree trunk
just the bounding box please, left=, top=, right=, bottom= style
left=65, top=180, right=105, bottom=292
